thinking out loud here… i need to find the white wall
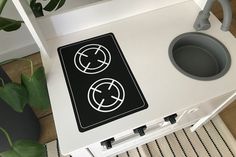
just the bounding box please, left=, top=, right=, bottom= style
left=0, top=0, right=38, bottom=62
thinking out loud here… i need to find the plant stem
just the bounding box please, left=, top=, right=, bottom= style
left=0, top=77, right=4, bottom=86
left=29, top=59, right=34, bottom=76
left=0, top=127, right=13, bottom=147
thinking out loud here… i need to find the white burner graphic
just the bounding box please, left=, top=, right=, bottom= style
left=74, top=44, right=111, bottom=74
left=88, top=78, right=125, bottom=113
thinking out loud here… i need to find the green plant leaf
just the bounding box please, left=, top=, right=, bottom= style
left=44, top=0, right=65, bottom=11
left=0, top=140, right=46, bottom=157
left=21, top=67, right=50, bottom=110
left=0, top=83, right=28, bottom=112
left=30, top=0, right=44, bottom=17
left=0, top=17, right=23, bottom=32
left=0, top=0, right=7, bottom=14
left=0, top=150, right=20, bottom=157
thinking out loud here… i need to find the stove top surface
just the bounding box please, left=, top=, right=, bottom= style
left=58, top=33, right=148, bottom=132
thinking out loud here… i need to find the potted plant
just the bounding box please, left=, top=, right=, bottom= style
left=0, top=0, right=66, bottom=156
left=0, top=64, right=46, bottom=157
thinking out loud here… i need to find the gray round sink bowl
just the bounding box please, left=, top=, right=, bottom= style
left=169, top=32, right=231, bottom=81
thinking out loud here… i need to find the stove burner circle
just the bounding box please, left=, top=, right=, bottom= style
left=88, top=78, right=125, bottom=113
left=74, top=44, right=111, bottom=74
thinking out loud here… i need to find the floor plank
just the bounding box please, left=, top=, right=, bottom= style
left=220, top=101, right=236, bottom=139
left=33, top=107, right=52, bottom=119
left=39, top=114, right=57, bottom=144
left=1, top=52, right=42, bottom=83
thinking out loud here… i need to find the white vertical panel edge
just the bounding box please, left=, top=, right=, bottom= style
left=12, top=0, right=51, bottom=72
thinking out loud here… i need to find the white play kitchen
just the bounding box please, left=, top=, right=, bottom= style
left=12, top=0, right=236, bottom=156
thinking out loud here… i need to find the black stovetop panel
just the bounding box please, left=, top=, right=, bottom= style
left=58, top=33, right=148, bottom=132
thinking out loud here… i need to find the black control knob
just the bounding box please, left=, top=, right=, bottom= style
left=164, top=113, right=177, bottom=124
left=101, top=138, right=115, bottom=149
left=133, top=125, right=147, bottom=136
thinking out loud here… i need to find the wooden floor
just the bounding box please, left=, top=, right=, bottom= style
left=1, top=2, right=236, bottom=144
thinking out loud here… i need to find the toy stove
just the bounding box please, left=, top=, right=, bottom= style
left=58, top=33, right=148, bottom=132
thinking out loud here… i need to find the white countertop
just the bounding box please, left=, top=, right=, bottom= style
left=46, top=0, right=236, bottom=155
